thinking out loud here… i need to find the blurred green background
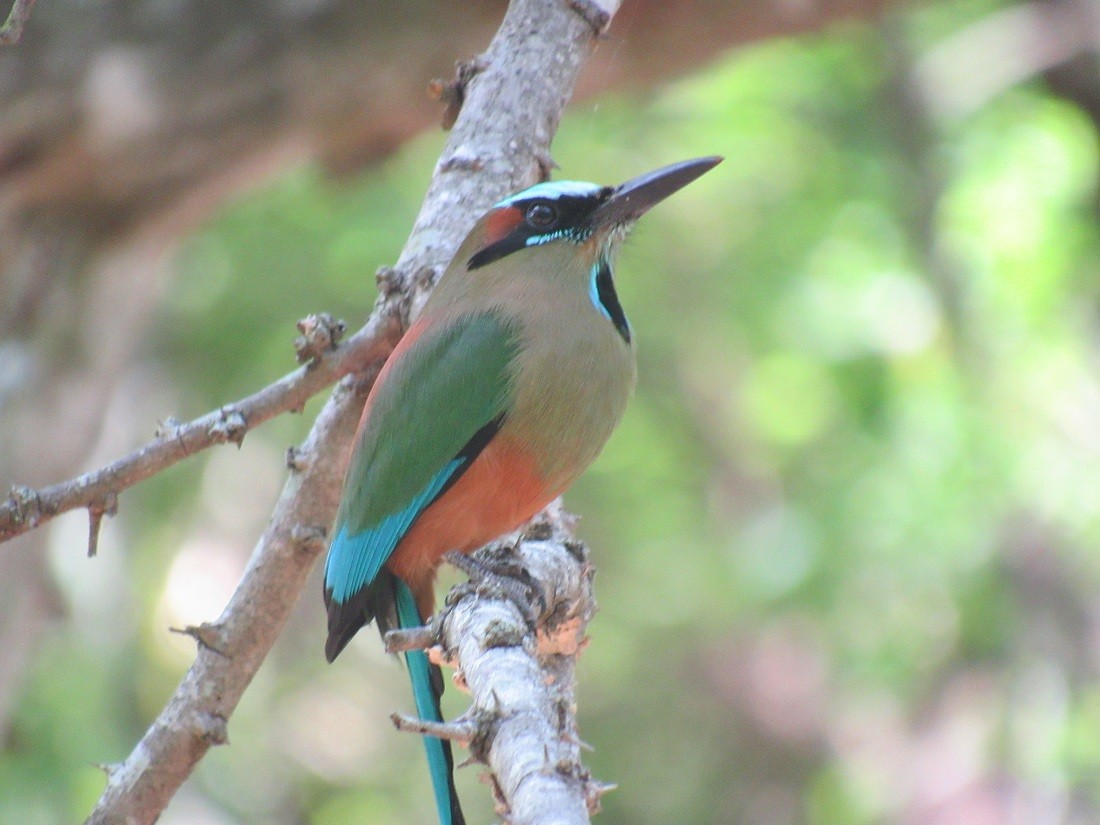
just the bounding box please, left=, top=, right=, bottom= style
left=6, top=3, right=1100, bottom=824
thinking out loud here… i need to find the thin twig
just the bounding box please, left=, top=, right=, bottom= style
left=0, top=311, right=400, bottom=546
left=86, top=492, right=118, bottom=558
left=168, top=623, right=231, bottom=658
left=384, top=624, right=437, bottom=654
left=391, top=711, right=477, bottom=745
left=0, top=0, right=37, bottom=46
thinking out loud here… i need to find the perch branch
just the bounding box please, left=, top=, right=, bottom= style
left=0, top=0, right=36, bottom=45
left=85, top=0, right=618, bottom=822
left=412, top=508, right=605, bottom=825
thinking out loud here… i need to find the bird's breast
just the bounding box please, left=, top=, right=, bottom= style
left=503, top=298, right=637, bottom=491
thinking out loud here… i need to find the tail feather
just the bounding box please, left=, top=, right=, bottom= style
left=323, top=573, right=399, bottom=663
left=323, top=585, right=371, bottom=663
left=395, top=577, right=466, bottom=825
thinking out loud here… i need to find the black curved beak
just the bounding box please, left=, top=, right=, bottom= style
left=592, top=155, right=724, bottom=228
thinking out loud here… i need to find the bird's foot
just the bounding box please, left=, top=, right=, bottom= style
left=444, top=547, right=546, bottom=629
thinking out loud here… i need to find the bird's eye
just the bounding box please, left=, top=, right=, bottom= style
left=525, top=202, right=558, bottom=229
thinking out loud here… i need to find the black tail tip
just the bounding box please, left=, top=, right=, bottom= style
left=324, top=623, right=357, bottom=662
left=324, top=582, right=375, bottom=662
left=323, top=638, right=341, bottom=663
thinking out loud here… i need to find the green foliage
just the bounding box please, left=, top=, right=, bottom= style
left=13, top=9, right=1100, bottom=824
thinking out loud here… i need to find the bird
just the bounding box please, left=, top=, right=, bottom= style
left=322, top=155, right=723, bottom=825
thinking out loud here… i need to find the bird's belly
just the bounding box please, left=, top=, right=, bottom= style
left=387, top=433, right=553, bottom=595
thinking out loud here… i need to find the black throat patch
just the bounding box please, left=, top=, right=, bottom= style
left=591, top=259, right=631, bottom=344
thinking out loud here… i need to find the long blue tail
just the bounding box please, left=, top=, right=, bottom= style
left=394, top=578, right=465, bottom=825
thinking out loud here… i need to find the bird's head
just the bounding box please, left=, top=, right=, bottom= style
left=465, top=155, right=724, bottom=272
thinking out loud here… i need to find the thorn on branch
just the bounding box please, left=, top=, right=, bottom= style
left=535, top=151, right=560, bottom=182
left=208, top=407, right=247, bottom=447
left=413, top=265, right=440, bottom=291
left=566, top=0, right=612, bottom=35
left=375, top=265, right=404, bottom=299
left=169, top=623, right=230, bottom=657
left=7, top=485, right=42, bottom=527
left=0, top=0, right=38, bottom=46
left=154, top=416, right=191, bottom=456
left=294, top=312, right=346, bottom=365
left=154, top=417, right=182, bottom=439
left=285, top=445, right=308, bottom=472
left=567, top=732, right=594, bottom=752
left=390, top=711, right=477, bottom=746
left=194, top=711, right=230, bottom=745
left=585, top=779, right=617, bottom=814
left=86, top=492, right=119, bottom=558
left=429, top=56, right=490, bottom=129
left=95, top=761, right=123, bottom=779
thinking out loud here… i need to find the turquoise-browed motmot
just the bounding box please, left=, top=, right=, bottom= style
left=323, top=156, right=722, bottom=825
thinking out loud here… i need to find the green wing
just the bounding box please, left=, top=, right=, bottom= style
left=323, top=309, right=520, bottom=627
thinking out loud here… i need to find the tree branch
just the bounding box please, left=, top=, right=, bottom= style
left=85, top=0, right=619, bottom=822
left=0, top=0, right=36, bottom=45
left=0, top=311, right=399, bottom=547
